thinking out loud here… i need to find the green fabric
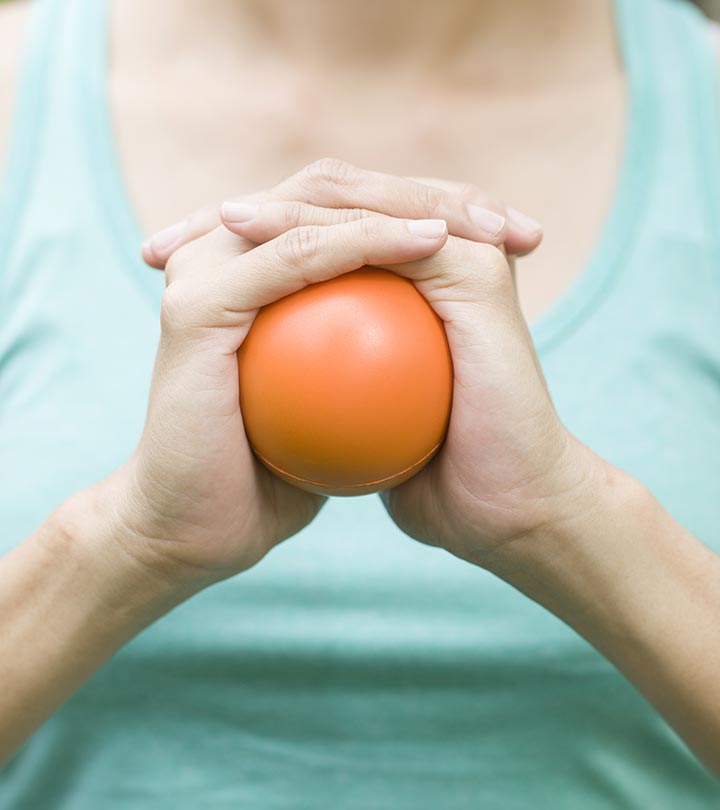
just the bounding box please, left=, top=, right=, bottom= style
left=1, top=0, right=720, bottom=805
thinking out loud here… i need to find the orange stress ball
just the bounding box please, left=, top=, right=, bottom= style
left=237, top=266, right=454, bottom=497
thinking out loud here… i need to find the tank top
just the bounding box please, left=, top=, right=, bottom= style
left=1, top=0, right=719, bottom=806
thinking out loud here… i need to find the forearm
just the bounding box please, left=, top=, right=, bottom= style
left=488, top=458, right=720, bottom=777
left=0, top=487, right=200, bottom=765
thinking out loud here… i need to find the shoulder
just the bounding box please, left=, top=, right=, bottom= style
left=0, top=0, right=32, bottom=182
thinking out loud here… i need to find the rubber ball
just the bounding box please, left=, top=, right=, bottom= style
left=237, top=266, right=454, bottom=496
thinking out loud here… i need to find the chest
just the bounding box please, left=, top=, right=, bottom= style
left=110, top=68, right=626, bottom=324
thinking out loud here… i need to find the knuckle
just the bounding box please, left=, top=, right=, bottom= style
left=480, top=242, right=508, bottom=268
left=283, top=201, right=307, bottom=231
left=414, top=182, right=445, bottom=217
left=304, top=157, right=360, bottom=188
left=448, top=250, right=480, bottom=292
left=477, top=244, right=512, bottom=289
left=356, top=214, right=382, bottom=242
left=160, top=281, right=195, bottom=332
left=446, top=240, right=511, bottom=297
left=276, top=225, right=323, bottom=265
left=341, top=206, right=369, bottom=224
left=164, top=252, right=180, bottom=281
left=163, top=240, right=191, bottom=282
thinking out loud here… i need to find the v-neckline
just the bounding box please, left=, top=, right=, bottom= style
left=84, top=0, right=658, bottom=355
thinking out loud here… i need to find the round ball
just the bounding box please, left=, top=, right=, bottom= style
left=237, top=266, right=454, bottom=496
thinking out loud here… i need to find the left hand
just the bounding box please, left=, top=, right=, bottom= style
left=142, top=160, right=603, bottom=572
left=141, top=157, right=543, bottom=269
left=137, top=163, right=720, bottom=777
left=221, top=209, right=602, bottom=572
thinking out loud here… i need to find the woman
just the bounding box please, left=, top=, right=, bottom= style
left=1, top=0, right=719, bottom=806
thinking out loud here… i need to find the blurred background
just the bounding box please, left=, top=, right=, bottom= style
left=696, top=0, right=720, bottom=19
left=695, top=0, right=720, bottom=20
left=0, top=0, right=718, bottom=22
left=0, top=0, right=718, bottom=19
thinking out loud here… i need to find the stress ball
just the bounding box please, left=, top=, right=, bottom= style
left=237, top=266, right=453, bottom=496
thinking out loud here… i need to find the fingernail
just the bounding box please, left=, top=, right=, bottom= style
left=466, top=204, right=505, bottom=236
left=221, top=201, right=260, bottom=222
left=406, top=218, right=447, bottom=238
left=506, top=207, right=542, bottom=234
left=150, top=221, right=186, bottom=252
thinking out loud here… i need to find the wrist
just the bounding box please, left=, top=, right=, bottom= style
left=0, top=483, right=207, bottom=761
left=34, top=481, right=209, bottom=635
left=483, top=442, right=648, bottom=613
left=483, top=445, right=702, bottom=665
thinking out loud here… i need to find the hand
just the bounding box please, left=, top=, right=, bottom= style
left=232, top=208, right=598, bottom=568
left=139, top=158, right=577, bottom=573
left=141, top=157, right=543, bottom=270
left=144, top=160, right=594, bottom=567
left=94, top=213, right=449, bottom=588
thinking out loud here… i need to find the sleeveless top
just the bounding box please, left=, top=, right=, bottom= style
left=1, top=0, right=720, bottom=807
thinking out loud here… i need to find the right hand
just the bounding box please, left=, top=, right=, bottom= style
left=141, top=158, right=542, bottom=271
left=88, top=215, right=449, bottom=588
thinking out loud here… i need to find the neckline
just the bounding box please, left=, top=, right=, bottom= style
left=85, top=0, right=658, bottom=351
left=528, top=0, right=658, bottom=353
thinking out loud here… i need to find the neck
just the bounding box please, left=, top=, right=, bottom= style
left=115, top=0, right=619, bottom=90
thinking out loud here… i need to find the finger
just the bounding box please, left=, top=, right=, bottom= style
left=365, top=235, right=512, bottom=304
left=507, top=254, right=517, bottom=288
left=163, top=224, right=244, bottom=284
left=141, top=202, right=224, bottom=269
left=407, top=175, right=543, bottom=257
left=217, top=195, right=522, bottom=291
left=141, top=191, right=275, bottom=269
left=368, top=236, right=550, bottom=393
left=219, top=200, right=530, bottom=272
left=164, top=217, right=449, bottom=332
left=219, top=200, right=387, bottom=243
left=271, top=157, right=511, bottom=246
left=504, top=208, right=544, bottom=256
left=220, top=194, right=529, bottom=255
left=144, top=160, right=543, bottom=268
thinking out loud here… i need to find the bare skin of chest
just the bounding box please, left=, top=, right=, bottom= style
left=112, top=65, right=625, bottom=324
left=0, top=0, right=625, bottom=326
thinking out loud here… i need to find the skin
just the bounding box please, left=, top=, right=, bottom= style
left=1, top=0, right=720, bottom=781
left=108, top=0, right=625, bottom=324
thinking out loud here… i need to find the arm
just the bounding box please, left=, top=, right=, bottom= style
left=179, top=172, right=719, bottom=777
left=0, top=489, right=195, bottom=765
left=501, top=24, right=720, bottom=772
left=487, top=458, right=720, bottom=777
left=0, top=208, right=449, bottom=764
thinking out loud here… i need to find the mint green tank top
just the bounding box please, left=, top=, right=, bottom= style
left=1, top=0, right=720, bottom=806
